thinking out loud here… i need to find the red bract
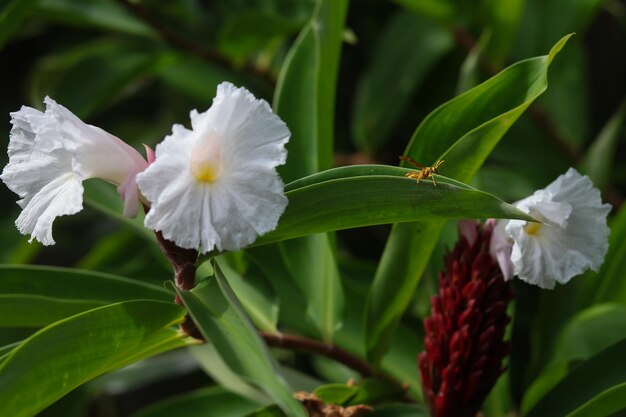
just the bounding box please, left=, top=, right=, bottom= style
left=419, top=221, right=513, bottom=417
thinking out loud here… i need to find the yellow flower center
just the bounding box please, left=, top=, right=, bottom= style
left=524, top=222, right=542, bottom=235
left=190, top=133, right=222, bottom=183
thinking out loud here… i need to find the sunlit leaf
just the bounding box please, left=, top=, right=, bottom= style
left=0, top=264, right=171, bottom=328
left=0, top=301, right=187, bottom=417
left=526, top=337, right=626, bottom=417
left=255, top=167, right=534, bottom=246
left=175, top=263, right=306, bottom=417
left=270, top=0, right=349, bottom=342
left=364, top=35, right=571, bottom=367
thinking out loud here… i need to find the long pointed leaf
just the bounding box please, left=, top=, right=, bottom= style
left=269, top=0, right=349, bottom=342
left=364, top=35, right=571, bottom=366
left=256, top=167, right=533, bottom=245
left=176, top=263, right=306, bottom=417
left=0, top=301, right=187, bottom=417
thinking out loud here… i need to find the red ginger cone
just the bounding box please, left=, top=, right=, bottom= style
left=418, top=220, right=513, bottom=417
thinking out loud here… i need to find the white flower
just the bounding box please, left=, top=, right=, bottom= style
left=1, top=98, right=148, bottom=245
left=490, top=168, right=611, bottom=289
left=136, top=82, right=290, bottom=253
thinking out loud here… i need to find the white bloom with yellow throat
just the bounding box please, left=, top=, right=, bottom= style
left=491, top=168, right=611, bottom=289
left=136, top=82, right=290, bottom=253
left=1, top=98, right=148, bottom=245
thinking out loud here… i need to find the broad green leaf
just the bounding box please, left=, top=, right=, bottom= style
left=37, top=0, right=153, bottom=36
left=0, top=341, right=20, bottom=362
left=0, top=264, right=171, bottom=327
left=191, top=342, right=271, bottom=406
left=271, top=0, right=349, bottom=342
left=255, top=168, right=533, bottom=245
left=0, top=0, right=39, bottom=49
left=579, top=100, right=626, bottom=190
left=565, top=383, right=626, bottom=417
left=364, top=35, right=570, bottom=366
left=526, top=338, right=626, bottom=417
left=0, top=301, right=187, bottom=417
left=217, top=256, right=279, bottom=332
left=278, top=234, right=343, bottom=342
left=352, top=11, right=453, bottom=152
left=132, top=386, right=258, bottom=417
left=274, top=0, right=347, bottom=179
left=175, top=263, right=306, bottom=417
left=523, top=304, right=626, bottom=413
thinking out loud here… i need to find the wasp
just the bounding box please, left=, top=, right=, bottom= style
left=399, top=156, right=444, bottom=186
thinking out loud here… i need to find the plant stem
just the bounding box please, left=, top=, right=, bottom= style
left=153, top=230, right=202, bottom=339
left=260, top=331, right=375, bottom=377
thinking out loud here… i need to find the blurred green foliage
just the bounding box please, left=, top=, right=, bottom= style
left=1, top=0, right=625, bottom=416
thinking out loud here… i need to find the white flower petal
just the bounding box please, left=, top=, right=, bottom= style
left=1, top=98, right=147, bottom=244
left=489, top=219, right=515, bottom=281
left=137, top=82, right=290, bottom=253
left=16, top=173, right=84, bottom=246
left=504, top=168, right=611, bottom=289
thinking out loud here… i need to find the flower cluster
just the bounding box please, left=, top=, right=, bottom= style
left=1, top=83, right=290, bottom=253
left=419, top=220, right=512, bottom=417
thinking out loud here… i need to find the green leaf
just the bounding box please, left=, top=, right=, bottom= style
left=351, top=11, right=453, bottom=152
left=364, top=35, right=571, bottom=366
left=314, top=384, right=359, bottom=405
left=565, top=383, right=626, bottom=417
left=0, top=264, right=171, bottom=328
left=579, top=100, right=626, bottom=190
left=523, top=304, right=626, bottom=413
left=175, top=262, right=306, bottom=417
left=0, top=300, right=187, bottom=417
left=132, top=386, right=259, bottom=417
left=0, top=0, right=40, bottom=49
left=526, top=338, right=626, bottom=417
left=216, top=256, right=279, bottom=332
left=0, top=341, right=20, bottom=362
left=271, top=0, right=349, bottom=342
left=255, top=167, right=534, bottom=245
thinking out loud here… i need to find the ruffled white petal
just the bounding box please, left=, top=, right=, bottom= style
left=1, top=98, right=147, bottom=244
left=502, top=168, right=611, bottom=289
left=137, top=82, right=290, bottom=253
